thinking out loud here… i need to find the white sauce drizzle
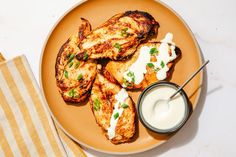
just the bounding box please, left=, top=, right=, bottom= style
left=123, top=46, right=151, bottom=85
left=122, top=33, right=177, bottom=86
left=107, top=88, right=128, bottom=139
left=155, top=33, right=177, bottom=80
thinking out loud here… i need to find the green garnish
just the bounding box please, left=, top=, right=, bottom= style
left=64, top=70, right=69, bottom=78
left=121, top=28, right=129, bottom=37
left=147, top=63, right=154, bottom=68
left=114, top=43, right=122, bottom=52
left=123, top=78, right=133, bottom=87
left=77, top=73, right=83, bottom=80
left=68, top=89, right=79, bottom=98
left=149, top=47, right=158, bottom=55
left=68, top=89, right=75, bottom=97
left=127, top=71, right=134, bottom=77
left=121, top=103, right=129, bottom=108
left=74, top=61, right=80, bottom=69
left=155, top=67, right=160, bottom=72
left=68, top=54, right=74, bottom=63
left=160, top=61, right=165, bottom=68
left=131, top=77, right=135, bottom=83
left=83, top=52, right=88, bottom=60
left=68, top=62, right=73, bottom=68
left=93, top=98, right=101, bottom=111
left=114, top=112, right=119, bottom=120
left=123, top=78, right=128, bottom=87
left=127, top=71, right=135, bottom=83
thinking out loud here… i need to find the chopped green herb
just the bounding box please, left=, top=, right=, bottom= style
left=123, top=71, right=135, bottom=84
left=83, top=52, right=88, bottom=60
left=74, top=61, right=80, bottom=69
left=123, top=78, right=128, bottom=87
left=64, top=70, right=69, bottom=78
left=131, top=77, right=135, bottom=83
left=127, top=71, right=134, bottom=77
left=147, top=63, right=154, bottom=68
left=68, top=89, right=75, bottom=97
left=68, top=54, right=75, bottom=63
left=121, top=28, right=129, bottom=37
left=77, top=73, right=83, bottom=80
left=68, top=62, right=73, bottom=68
left=123, top=78, right=133, bottom=87
left=160, top=61, right=165, bottom=68
left=149, top=47, right=158, bottom=55
left=121, top=103, right=129, bottom=108
left=114, top=112, right=119, bottom=120
left=68, top=89, right=80, bottom=98
left=114, top=43, right=122, bottom=52
left=93, top=98, right=101, bottom=111
left=155, top=67, right=160, bottom=72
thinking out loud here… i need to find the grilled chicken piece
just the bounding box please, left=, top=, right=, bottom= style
left=90, top=67, right=136, bottom=144
left=55, top=18, right=97, bottom=103
left=76, top=10, right=159, bottom=60
left=105, top=34, right=181, bottom=90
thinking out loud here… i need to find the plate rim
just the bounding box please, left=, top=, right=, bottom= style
left=39, top=0, right=203, bottom=155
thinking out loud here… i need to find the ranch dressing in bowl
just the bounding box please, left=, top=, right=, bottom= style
left=138, top=82, right=191, bottom=134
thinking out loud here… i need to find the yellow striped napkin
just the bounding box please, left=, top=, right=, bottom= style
left=0, top=54, right=86, bottom=157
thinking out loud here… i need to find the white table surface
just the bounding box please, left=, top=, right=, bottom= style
left=1, top=0, right=236, bottom=156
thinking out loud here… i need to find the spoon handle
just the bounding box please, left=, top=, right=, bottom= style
left=169, top=60, right=209, bottom=99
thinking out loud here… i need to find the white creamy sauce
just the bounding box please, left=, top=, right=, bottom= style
left=155, top=33, right=177, bottom=80
left=141, top=86, right=186, bottom=130
left=107, top=88, right=128, bottom=139
left=123, top=46, right=151, bottom=85
left=122, top=33, right=177, bottom=86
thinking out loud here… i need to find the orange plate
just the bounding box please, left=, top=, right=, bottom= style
left=40, top=0, right=203, bottom=154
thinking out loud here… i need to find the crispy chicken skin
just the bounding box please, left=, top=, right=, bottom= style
left=90, top=66, right=136, bottom=144
left=55, top=18, right=97, bottom=103
left=105, top=42, right=181, bottom=90
left=76, top=10, right=159, bottom=60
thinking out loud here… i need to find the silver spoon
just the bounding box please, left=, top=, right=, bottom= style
left=169, top=60, right=209, bottom=100
left=153, top=60, right=209, bottom=112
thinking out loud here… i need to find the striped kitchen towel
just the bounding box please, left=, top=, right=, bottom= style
left=0, top=54, right=86, bottom=157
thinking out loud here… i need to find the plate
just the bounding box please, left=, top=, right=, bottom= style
left=40, top=0, right=203, bottom=154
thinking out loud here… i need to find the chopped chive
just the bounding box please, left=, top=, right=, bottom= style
left=68, top=54, right=74, bottom=63
left=147, top=63, right=154, bottom=68
left=155, top=67, right=160, bottom=72
left=114, top=43, right=122, bottom=52
left=74, top=61, right=80, bottom=69
left=68, top=89, right=80, bottom=98
left=149, top=47, right=158, bottom=55
left=83, top=52, right=88, bottom=60
left=127, top=71, right=134, bottom=77
left=64, top=70, right=68, bottom=79
left=121, top=28, right=129, bottom=37
left=77, top=73, right=83, bottom=80
left=121, top=103, right=129, bottom=108
left=93, top=98, right=101, bottom=111
left=68, top=62, right=73, bottom=68
left=114, top=112, right=119, bottom=120
left=68, top=89, right=75, bottom=97
left=160, top=61, right=165, bottom=68
left=131, top=77, right=135, bottom=83
left=123, top=78, right=128, bottom=87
